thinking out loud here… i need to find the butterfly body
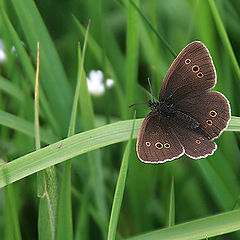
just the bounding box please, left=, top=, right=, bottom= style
left=137, top=41, right=231, bottom=163
left=149, top=99, right=200, bottom=129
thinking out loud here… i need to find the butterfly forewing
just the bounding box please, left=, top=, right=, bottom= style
left=159, top=41, right=216, bottom=102
left=137, top=113, right=184, bottom=163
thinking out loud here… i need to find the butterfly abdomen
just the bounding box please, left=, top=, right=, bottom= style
left=171, top=110, right=199, bottom=129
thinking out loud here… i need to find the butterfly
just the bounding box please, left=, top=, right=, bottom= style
left=136, top=41, right=231, bottom=163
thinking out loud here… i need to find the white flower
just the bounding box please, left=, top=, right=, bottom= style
left=0, top=39, right=7, bottom=63
left=106, top=78, right=114, bottom=88
left=87, top=70, right=114, bottom=96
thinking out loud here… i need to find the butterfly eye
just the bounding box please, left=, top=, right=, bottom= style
left=155, top=142, right=163, bottom=149
left=185, top=58, right=191, bottom=64
left=197, top=72, right=204, bottom=78
left=206, top=119, right=213, bottom=126
left=164, top=143, right=171, bottom=148
left=146, top=142, right=151, bottom=147
left=199, top=137, right=204, bottom=140
left=209, top=110, right=217, bottom=117
left=192, top=65, right=200, bottom=73
left=195, top=139, right=201, bottom=144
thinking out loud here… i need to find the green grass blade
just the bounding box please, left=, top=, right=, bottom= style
left=208, top=0, right=240, bottom=80
left=107, top=113, right=136, bottom=240
left=129, top=0, right=177, bottom=58
left=0, top=117, right=239, bottom=188
left=72, top=15, right=125, bottom=117
left=68, top=21, right=90, bottom=136
left=127, top=209, right=240, bottom=240
left=56, top=20, right=90, bottom=240
left=4, top=183, right=22, bottom=240
left=34, top=44, right=57, bottom=240
left=1, top=9, right=60, bottom=135
left=225, top=116, right=240, bottom=132
left=35, top=42, right=41, bottom=151
left=0, top=76, right=24, bottom=102
left=126, top=0, right=139, bottom=116
left=77, top=22, right=108, bottom=228
left=9, top=0, right=72, bottom=131
left=0, top=110, right=56, bottom=144
left=168, top=177, right=175, bottom=227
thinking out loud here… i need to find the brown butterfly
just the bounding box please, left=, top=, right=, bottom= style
left=136, top=41, right=231, bottom=163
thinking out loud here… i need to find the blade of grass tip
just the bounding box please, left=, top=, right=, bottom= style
left=56, top=19, right=91, bottom=240
left=208, top=0, right=240, bottom=81
left=35, top=42, right=41, bottom=151
left=107, top=111, right=136, bottom=240
left=68, top=19, right=91, bottom=136
left=35, top=43, right=57, bottom=240
left=168, top=176, right=175, bottom=227
left=128, top=0, right=177, bottom=58
left=72, top=15, right=125, bottom=118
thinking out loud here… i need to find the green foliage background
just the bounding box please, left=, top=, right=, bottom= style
left=0, top=0, right=239, bottom=239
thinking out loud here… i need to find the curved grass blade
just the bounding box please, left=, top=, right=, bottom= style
left=0, top=110, right=56, bottom=144
left=0, top=116, right=239, bottom=189
left=127, top=209, right=240, bottom=240
left=0, top=76, right=24, bottom=102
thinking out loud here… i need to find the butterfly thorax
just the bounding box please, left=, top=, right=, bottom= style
left=148, top=100, right=199, bottom=129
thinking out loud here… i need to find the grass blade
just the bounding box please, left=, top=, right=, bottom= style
left=4, top=182, right=22, bottom=240
left=9, top=0, right=72, bottom=131
left=208, top=0, right=240, bottom=80
left=107, top=112, right=136, bottom=240
left=126, top=0, right=139, bottom=116
left=168, top=177, right=175, bottom=227
left=0, top=76, right=24, bottom=102
left=1, top=8, right=60, bottom=135
left=129, top=0, right=177, bottom=57
left=56, top=20, right=90, bottom=240
left=34, top=43, right=57, bottom=240
left=127, top=209, right=240, bottom=240
left=0, top=110, right=56, bottom=144
left=0, top=117, right=239, bottom=189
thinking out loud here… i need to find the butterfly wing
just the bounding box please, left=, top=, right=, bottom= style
left=137, top=112, right=184, bottom=163
left=159, top=41, right=216, bottom=102
left=169, top=121, right=217, bottom=159
left=174, top=91, right=231, bottom=140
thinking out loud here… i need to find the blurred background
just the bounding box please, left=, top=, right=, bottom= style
left=0, top=0, right=239, bottom=239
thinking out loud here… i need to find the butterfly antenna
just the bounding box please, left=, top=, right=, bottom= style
left=129, top=102, right=148, bottom=109
left=147, top=77, right=154, bottom=101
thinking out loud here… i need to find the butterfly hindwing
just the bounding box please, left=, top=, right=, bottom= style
left=137, top=113, right=184, bottom=163
left=159, top=41, right=216, bottom=102
left=169, top=121, right=217, bottom=159
left=174, top=91, right=231, bottom=140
